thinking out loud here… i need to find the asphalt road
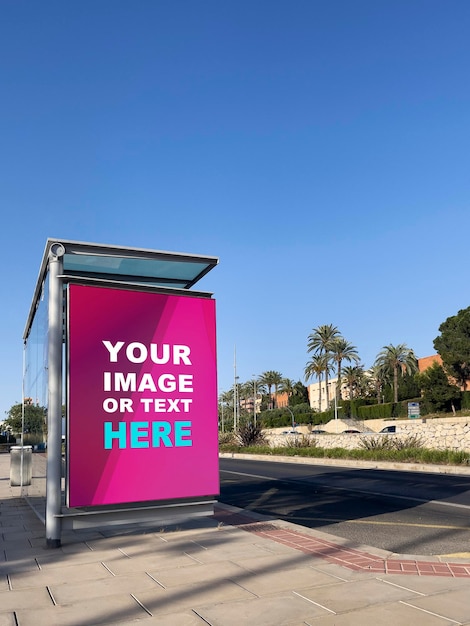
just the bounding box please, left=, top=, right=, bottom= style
left=219, top=457, right=470, bottom=557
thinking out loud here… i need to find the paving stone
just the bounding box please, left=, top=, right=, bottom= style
left=103, top=553, right=200, bottom=576
left=182, top=542, right=281, bottom=563
left=296, top=577, right=421, bottom=613
left=4, top=542, right=52, bottom=560
left=50, top=572, right=162, bottom=604
left=378, top=572, right=470, bottom=594
left=302, top=600, right=458, bottom=625
left=116, top=611, right=208, bottom=625
left=10, top=561, right=114, bottom=589
left=310, top=561, right=380, bottom=581
left=15, top=593, right=148, bottom=626
left=147, top=561, right=251, bottom=588
left=0, top=558, right=39, bottom=577
left=232, top=552, right=326, bottom=573
left=0, top=587, right=53, bottom=611
left=37, top=548, right=129, bottom=569
left=226, top=565, right=341, bottom=596
left=406, top=587, right=470, bottom=623
left=134, top=579, right=256, bottom=616
left=195, top=594, right=329, bottom=626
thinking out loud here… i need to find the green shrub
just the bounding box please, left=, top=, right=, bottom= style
left=359, top=436, right=395, bottom=451
left=392, top=433, right=424, bottom=450
left=311, top=409, right=335, bottom=425
left=236, top=422, right=267, bottom=447
left=22, top=433, right=44, bottom=446
left=462, top=392, right=470, bottom=410
left=283, top=434, right=317, bottom=449
left=258, top=404, right=316, bottom=429
left=340, top=399, right=371, bottom=418
left=450, top=450, right=470, bottom=464
left=218, top=431, right=236, bottom=445
left=357, top=403, right=394, bottom=420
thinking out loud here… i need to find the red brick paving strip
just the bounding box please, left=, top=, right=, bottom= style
left=213, top=506, right=470, bottom=578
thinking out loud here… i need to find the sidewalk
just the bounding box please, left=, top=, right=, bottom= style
left=1, top=454, right=470, bottom=625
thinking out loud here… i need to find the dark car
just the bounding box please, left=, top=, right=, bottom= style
left=342, top=429, right=361, bottom=434
left=311, top=429, right=327, bottom=434
left=380, top=425, right=396, bottom=433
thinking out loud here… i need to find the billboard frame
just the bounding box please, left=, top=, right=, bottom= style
left=23, top=240, right=219, bottom=547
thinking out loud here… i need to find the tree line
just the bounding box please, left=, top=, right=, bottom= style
left=219, top=306, right=470, bottom=429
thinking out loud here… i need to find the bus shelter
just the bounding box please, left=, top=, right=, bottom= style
left=23, top=239, right=219, bottom=547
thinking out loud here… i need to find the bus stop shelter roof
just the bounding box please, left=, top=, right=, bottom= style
left=24, top=238, right=218, bottom=340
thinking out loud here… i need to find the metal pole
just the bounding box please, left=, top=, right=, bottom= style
left=286, top=406, right=295, bottom=431
left=334, top=394, right=338, bottom=432
left=45, top=243, right=65, bottom=548
left=20, top=347, right=25, bottom=488
left=333, top=386, right=342, bottom=433
left=233, top=346, right=238, bottom=431
left=253, top=377, right=257, bottom=426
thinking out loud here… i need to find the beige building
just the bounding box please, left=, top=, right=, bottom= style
left=307, top=377, right=350, bottom=412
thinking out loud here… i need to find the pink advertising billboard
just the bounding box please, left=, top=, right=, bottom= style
left=67, top=284, right=219, bottom=507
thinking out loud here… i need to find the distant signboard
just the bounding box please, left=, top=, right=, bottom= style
left=408, top=402, right=420, bottom=419
left=67, top=284, right=219, bottom=507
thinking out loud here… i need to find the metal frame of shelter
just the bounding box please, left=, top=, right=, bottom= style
left=23, top=239, right=219, bottom=547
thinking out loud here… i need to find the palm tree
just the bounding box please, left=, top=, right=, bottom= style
left=368, top=364, right=387, bottom=404
left=218, top=389, right=234, bottom=431
left=219, top=390, right=234, bottom=406
left=330, top=338, right=360, bottom=400
left=278, top=378, right=295, bottom=405
left=342, top=364, right=365, bottom=400
left=258, top=370, right=283, bottom=409
left=356, top=368, right=374, bottom=399
left=374, top=344, right=418, bottom=403
left=244, top=378, right=263, bottom=422
left=238, top=381, right=255, bottom=408
left=304, top=353, right=331, bottom=413
left=307, top=324, right=340, bottom=407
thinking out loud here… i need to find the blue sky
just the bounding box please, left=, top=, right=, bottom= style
left=1, top=0, right=469, bottom=418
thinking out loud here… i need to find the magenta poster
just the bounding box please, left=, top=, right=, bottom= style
left=67, top=284, right=219, bottom=507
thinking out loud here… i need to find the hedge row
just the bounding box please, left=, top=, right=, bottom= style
left=256, top=393, right=470, bottom=429
left=462, top=391, right=470, bottom=410
left=312, top=398, right=423, bottom=422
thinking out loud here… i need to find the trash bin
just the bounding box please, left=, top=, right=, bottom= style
left=10, top=446, right=32, bottom=486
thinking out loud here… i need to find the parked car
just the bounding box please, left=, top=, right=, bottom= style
left=380, top=425, right=396, bottom=433
left=282, top=430, right=300, bottom=435
left=311, top=429, right=327, bottom=434
left=342, top=429, right=361, bottom=434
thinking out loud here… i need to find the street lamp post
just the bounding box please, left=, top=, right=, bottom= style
left=286, top=406, right=295, bottom=432
left=233, top=346, right=239, bottom=431
left=334, top=394, right=339, bottom=433
left=329, top=382, right=342, bottom=433
left=233, top=376, right=239, bottom=432
left=252, top=375, right=257, bottom=426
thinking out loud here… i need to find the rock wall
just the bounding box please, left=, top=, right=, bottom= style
left=265, top=416, right=470, bottom=451
left=397, top=417, right=470, bottom=451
